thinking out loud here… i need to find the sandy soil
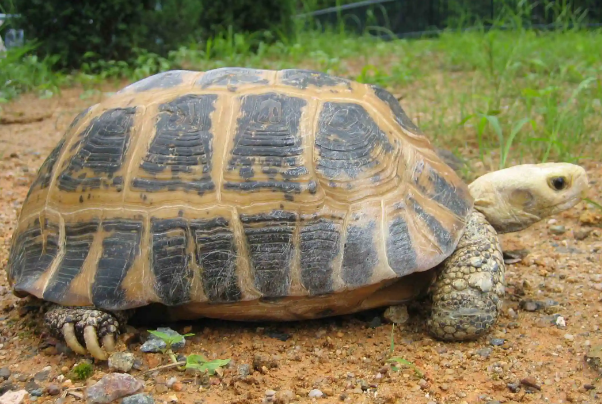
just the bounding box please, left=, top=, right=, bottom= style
left=0, top=87, right=601, bottom=404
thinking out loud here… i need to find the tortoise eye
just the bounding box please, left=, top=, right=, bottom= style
left=549, top=176, right=568, bottom=191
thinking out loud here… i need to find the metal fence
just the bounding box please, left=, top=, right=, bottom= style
left=295, top=0, right=602, bottom=38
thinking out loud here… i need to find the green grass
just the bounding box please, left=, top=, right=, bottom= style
left=1, top=11, right=601, bottom=167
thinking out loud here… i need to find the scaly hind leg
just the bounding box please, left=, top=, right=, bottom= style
left=44, top=305, right=129, bottom=360
left=427, top=211, right=505, bottom=341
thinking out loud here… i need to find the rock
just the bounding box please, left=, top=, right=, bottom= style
left=520, top=377, right=541, bottom=391
left=85, top=373, right=144, bottom=404
left=383, top=305, right=409, bottom=324
left=141, top=328, right=186, bottom=353
left=520, top=300, right=541, bottom=312
left=549, top=225, right=566, bottom=235
left=585, top=346, right=602, bottom=374
left=574, top=228, right=592, bottom=240
left=489, top=338, right=505, bottom=346
left=0, top=369, right=10, bottom=382
left=308, top=389, right=323, bottom=398
left=476, top=348, right=492, bottom=358
left=0, top=383, right=15, bottom=396
left=237, top=364, right=251, bottom=377
left=555, top=316, right=567, bottom=328
left=109, top=353, right=135, bottom=373
left=278, top=390, right=295, bottom=404
left=121, top=393, right=155, bottom=404
left=253, top=355, right=279, bottom=371
left=24, top=381, right=41, bottom=395
left=564, top=334, right=574, bottom=341
left=367, top=316, right=382, bottom=328
left=0, top=390, right=28, bottom=404
left=46, top=385, right=60, bottom=396
left=264, top=389, right=276, bottom=403
left=507, top=382, right=520, bottom=393
left=33, top=367, right=51, bottom=382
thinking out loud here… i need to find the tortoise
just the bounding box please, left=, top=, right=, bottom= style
left=6, top=68, right=588, bottom=360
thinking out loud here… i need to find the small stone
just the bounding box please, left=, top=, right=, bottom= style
left=166, top=377, right=177, bottom=388
left=85, top=373, right=144, bottom=404
left=440, top=383, right=449, bottom=391
left=0, top=382, right=16, bottom=396
left=279, top=390, right=295, bottom=404
left=264, top=389, right=276, bottom=403
left=33, top=367, right=51, bottom=382
left=237, top=364, right=251, bottom=377
left=520, top=377, right=541, bottom=391
left=109, top=353, right=135, bottom=373
left=574, top=228, right=592, bottom=240
left=549, top=225, right=566, bottom=235
left=585, top=346, right=602, bottom=374
left=490, top=338, right=505, bottom=346
left=25, top=381, right=40, bottom=395
left=154, top=384, right=168, bottom=394
left=520, top=300, right=542, bottom=312
left=46, top=385, right=60, bottom=396
left=383, top=305, right=409, bottom=324
left=0, top=390, right=28, bottom=404
left=171, top=382, right=183, bottom=392
left=0, top=369, right=10, bottom=381
left=121, top=394, right=155, bottom=404
left=141, top=328, right=186, bottom=353
left=367, top=316, right=381, bottom=328
left=308, top=389, right=323, bottom=398
left=564, top=334, right=574, bottom=341
left=507, top=382, right=520, bottom=393
left=476, top=348, right=492, bottom=358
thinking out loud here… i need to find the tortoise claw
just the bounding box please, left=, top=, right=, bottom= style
left=62, top=323, right=87, bottom=355
left=84, top=325, right=108, bottom=360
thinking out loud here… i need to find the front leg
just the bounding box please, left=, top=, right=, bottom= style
left=427, top=211, right=505, bottom=341
left=44, top=305, right=128, bottom=360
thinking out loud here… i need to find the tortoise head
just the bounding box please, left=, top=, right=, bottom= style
left=468, top=163, right=589, bottom=233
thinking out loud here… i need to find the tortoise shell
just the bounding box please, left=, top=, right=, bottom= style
left=7, top=68, right=473, bottom=321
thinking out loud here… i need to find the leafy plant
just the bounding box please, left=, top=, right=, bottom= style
left=185, top=354, right=230, bottom=375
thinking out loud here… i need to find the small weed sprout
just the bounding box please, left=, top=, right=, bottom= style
left=70, top=362, right=94, bottom=380
left=386, top=324, right=424, bottom=378
left=146, top=329, right=231, bottom=375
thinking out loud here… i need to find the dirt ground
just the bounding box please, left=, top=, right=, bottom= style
left=0, top=86, right=601, bottom=404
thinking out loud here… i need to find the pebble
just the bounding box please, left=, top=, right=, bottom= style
left=109, top=353, right=135, bottom=373
left=46, top=385, right=60, bottom=396
left=141, top=328, right=186, bottom=353
left=520, top=377, right=541, bottom=391
left=264, top=389, right=276, bottom=403
left=383, top=305, right=409, bottom=324
left=489, top=338, right=505, bottom=346
left=574, top=228, right=592, bottom=240
left=308, top=389, right=323, bottom=398
left=25, top=381, right=41, bottom=395
left=278, top=390, right=295, bottom=404
left=85, top=373, right=144, bottom=404
left=549, top=225, right=566, bottom=235
left=121, top=393, right=155, bottom=404
left=564, top=334, right=574, bottom=341
left=476, top=348, right=492, bottom=358
left=0, top=390, right=28, bottom=404
left=507, top=382, right=520, bottom=393
left=367, top=316, right=382, bottom=328
left=584, top=346, right=602, bottom=374
left=0, top=369, right=9, bottom=381
left=237, top=364, right=251, bottom=377
left=33, top=367, right=51, bottom=382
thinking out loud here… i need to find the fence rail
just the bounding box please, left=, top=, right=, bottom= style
left=295, top=0, right=602, bottom=38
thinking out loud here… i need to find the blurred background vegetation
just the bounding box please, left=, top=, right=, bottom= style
left=0, top=0, right=601, bottom=169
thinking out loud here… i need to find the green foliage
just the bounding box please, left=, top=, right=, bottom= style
left=185, top=354, right=231, bottom=375
left=0, top=44, right=65, bottom=103
left=69, top=362, right=94, bottom=380
left=387, top=324, right=424, bottom=378
left=13, top=0, right=296, bottom=70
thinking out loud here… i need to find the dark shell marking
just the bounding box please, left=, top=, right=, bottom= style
left=91, top=219, right=143, bottom=309
left=240, top=211, right=297, bottom=298
left=280, top=69, right=351, bottom=89
left=372, top=85, right=420, bottom=132
left=300, top=218, right=342, bottom=295
left=132, top=94, right=216, bottom=194
left=58, top=108, right=136, bottom=192
left=43, top=220, right=100, bottom=302
left=225, top=93, right=308, bottom=194
left=316, top=102, right=394, bottom=180
left=197, top=67, right=269, bottom=89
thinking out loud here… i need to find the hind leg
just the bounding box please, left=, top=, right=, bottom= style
left=45, top=306, right=129, bottom=360
left=427, top=211, right=506, bottom=341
